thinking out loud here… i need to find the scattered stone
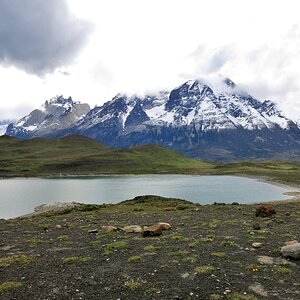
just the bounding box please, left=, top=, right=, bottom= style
left=123, top=225, right=142, bottom=233
left=249, top=282, right=268, bottom=297
left=54, top=224, right=62, bottom=230
left=181, top=272, right=189, bottom=279
left=142, top=224, right=163, bottom=237
left=46, top=247, right=73, bottom=252
left=255, top=205, right=276, bottom=217
left=281, top=242, right=300, bottom=260
left=252, top=242, right=263, bottom=249
left=284, top=240, right=298, bottom=246
left=101, top=226, right=117, bottom=232
left=88, top=229, right=98, bottom=234
left=157, top=222, right=171, bottom=230
left=257, top=255, right=274, bottom=265
left=0, top=245, right=15, bottom=251
left=252, top=223, right=261, bottom=230
left=34, top=201, right=80, bottom=213
left=274, top=258, right=296, bottom=267
left=141, top=222, right=172, bottom=237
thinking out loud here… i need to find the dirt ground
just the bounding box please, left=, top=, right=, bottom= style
left=0, top=196, right=299, bottom=300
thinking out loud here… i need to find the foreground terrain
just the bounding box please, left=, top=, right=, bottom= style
left=0, top=196, right=299, bottom=299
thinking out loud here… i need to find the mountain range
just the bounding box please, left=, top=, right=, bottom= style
left=6, top=77, right=300, bottom=161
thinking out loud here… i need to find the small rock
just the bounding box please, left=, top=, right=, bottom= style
left=122, top=225, right=142, bottom=233
left=142, top=224, right=163, bottom=237
left=181, top=272, right=189, bottom=279
left=252, top=223, right=261, bottom=230
left=54, top=224, right=62, bottom=230
left=88, top=229, right=98, bottom=234
left=281, top=242, right=300, bottom=260
left=255, top=205, right=276, bottom=217
left=252, top=242, right=263, bottom=249
left=249, top=283, right=268, bottom=297
left=101, top=226, right=117, bottom=232
left=157, top=222, right=171, bottom=230
left=257, top=255, right=274, bottom=265
left=284, top=240, right=298, bottom=246
left=0, top=245, right=15, bottom=251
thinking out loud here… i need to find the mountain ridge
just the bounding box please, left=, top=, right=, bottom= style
left=6, top=77, right=300, bottom=161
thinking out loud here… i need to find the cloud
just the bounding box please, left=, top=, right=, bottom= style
left=0, top=0, right=93, bottom=76
left=185, top=25, right=300, bottom=107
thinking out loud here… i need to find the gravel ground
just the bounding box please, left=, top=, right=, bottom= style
left=0, top=196, right=299, bottom=300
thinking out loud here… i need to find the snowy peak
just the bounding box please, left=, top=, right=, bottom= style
left=74, top=77, right=297, bottom=135
left=6, top=96, right=90, bottom=138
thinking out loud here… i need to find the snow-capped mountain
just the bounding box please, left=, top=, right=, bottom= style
left=0, top=120, right=13, bottom=136
left=7, top=78, right=300, bottom=161
left=6, top=96, right=90, bottom=138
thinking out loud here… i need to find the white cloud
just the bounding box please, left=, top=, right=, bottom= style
left=1, top=0, right=300, bottom=119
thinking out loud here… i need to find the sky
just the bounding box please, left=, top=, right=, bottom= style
left=1, top=0, right=300, bottom=120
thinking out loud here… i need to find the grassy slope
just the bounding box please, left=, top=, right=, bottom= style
left=214, top=161, right=300, bottom=186
left=0, top=135, right=212, bottom=177
left=1, top=135, right=300, bottom=186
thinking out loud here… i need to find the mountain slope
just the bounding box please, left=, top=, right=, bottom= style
left=6, top=77, right=300, bottom=161
left=0, top=120, right=14, bottom=136
left=6, top=96, right=90, bottom=138
left=54, top=77, right=300, bottom=161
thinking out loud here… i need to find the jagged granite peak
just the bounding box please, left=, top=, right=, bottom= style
left=6, top=96, right=90, bottom=138
left=6, top=77, right=300, bottom=161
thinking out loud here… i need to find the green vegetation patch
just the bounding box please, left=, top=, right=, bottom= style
left=0, top=255, right=35, bottom=267
left=227, top=293, right=258, bottom=300
left=127, top=256, right=141, bottom=263
left=210, top=252, right=226, bottom=258
left=144, top=245, right=161, bottom=251
left=63, top=256, right=92, bottom=264
left=0, top=281, right=22, bottom=294
left=124, top=279, right=144, bottom=291
left=274, top=266, right=293, bottom=274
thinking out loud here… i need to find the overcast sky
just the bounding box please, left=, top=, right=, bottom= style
left=1, top=0, right=300, bottom=119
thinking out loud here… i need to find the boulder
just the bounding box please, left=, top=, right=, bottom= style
left=281, top=242, right=300, bottom=260
left=101, top=226, right=117, bottom=232
left=123, top=225, right=142, bottom=233
left=157, top=222, right=171, bottom=230
left=141, top=222, right=172, bottom=237
left=284, top=240, right=298, bottom=246
left=252, top=242, right=263, bottom=249
left=255, top=205, right=276, bottom=217
left=142, top=224, right=163, bottom=237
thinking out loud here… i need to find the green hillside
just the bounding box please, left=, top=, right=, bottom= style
left=0, top=135, right=213, bottom=177
left=1, top=135, right=300, bottom=186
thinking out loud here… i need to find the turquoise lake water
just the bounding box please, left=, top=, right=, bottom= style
left=0, top=175, right=295, bottom=219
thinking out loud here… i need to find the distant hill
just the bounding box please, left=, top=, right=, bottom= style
left=0, top=135, right=212, bottom=177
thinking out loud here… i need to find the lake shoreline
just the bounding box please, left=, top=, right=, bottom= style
left=1, top=174, right=299, bottom=220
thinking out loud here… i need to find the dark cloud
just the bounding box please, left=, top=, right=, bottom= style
left=0, top=0, right=93, bottom=75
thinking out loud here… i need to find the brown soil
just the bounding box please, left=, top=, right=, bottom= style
left=0, top=196, right=299, bottom=300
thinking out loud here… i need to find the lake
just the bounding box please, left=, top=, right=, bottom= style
left=0, top=175, right=295, bottom=219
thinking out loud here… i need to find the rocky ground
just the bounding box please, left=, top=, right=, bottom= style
left=0, top=195, right=300, bottom=300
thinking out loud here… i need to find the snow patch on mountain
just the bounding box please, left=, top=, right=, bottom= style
left=6, top=96, right=90, bottom=138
